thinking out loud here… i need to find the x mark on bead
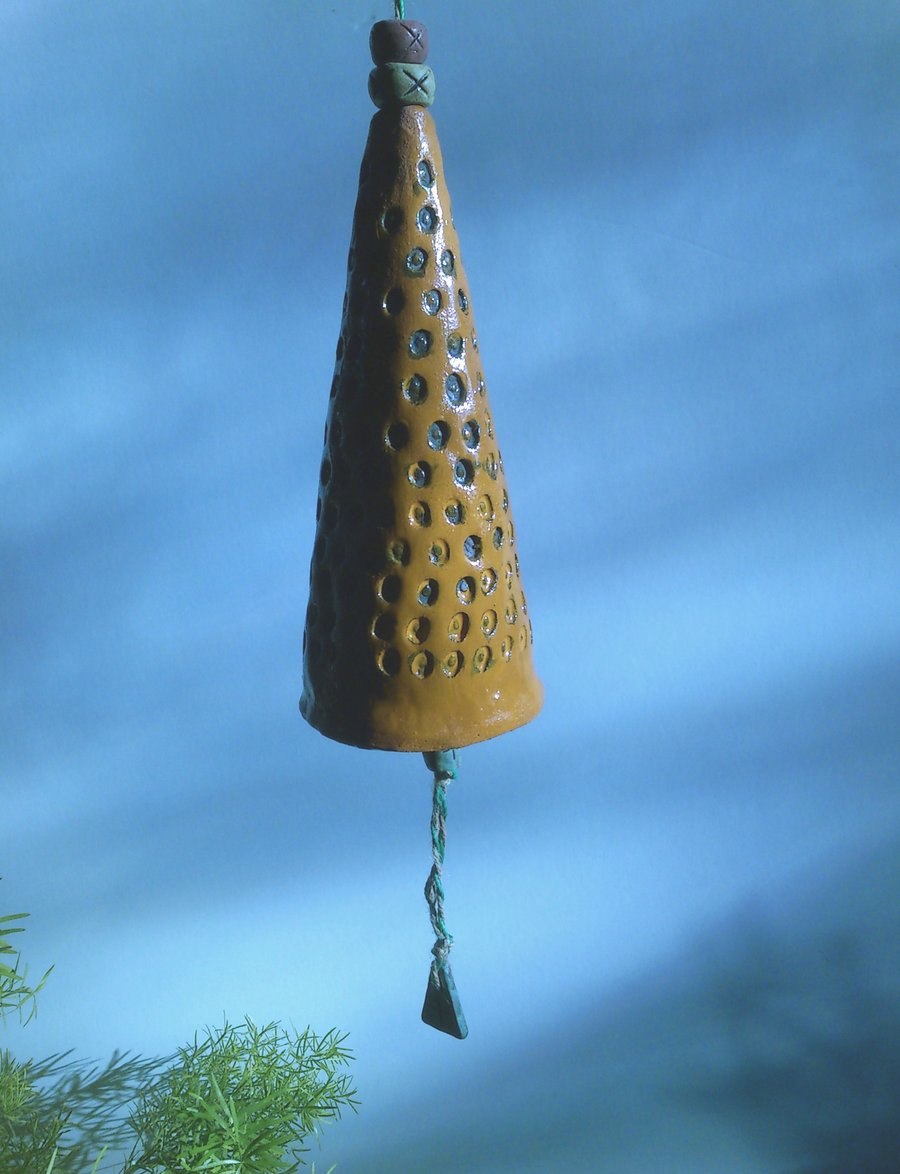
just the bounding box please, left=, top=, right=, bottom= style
left=401, top=22, right=424, bottom=53
left=402, top=68, right=428, bottom=96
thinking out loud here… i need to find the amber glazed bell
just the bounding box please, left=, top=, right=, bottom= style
left=300, top=18, right=542, bottom=753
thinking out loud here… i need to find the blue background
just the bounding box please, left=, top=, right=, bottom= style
left=2, top=1, right=898, bottom=1170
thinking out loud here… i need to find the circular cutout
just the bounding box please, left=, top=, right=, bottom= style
left=492, top=526, right=504, bottom=549
left=473, top=645, right=491, bottom=673
left=320, top=458, right=331, bottom=485
left=383, top=207, right=403, bottom=233
left=427, top=420, right=450, bottom=450
left=501, top=636, right=513, bottom=661
left=447, top=332, right=464, bottom=358
left=458, top=288, right=469, bottom=313
left=404, top=374, right=428, bottom=405
left=386, top=422, right=409, bottom=449
left=445, top=373, right=466, bottom=406
left=442, top=650, right=463, bottom=678
left=444, top=500, right=464, bottom=525
left=481, top=609, right=498, bottom=637
left=423, top=289, right=442, bottom=315
left=456, top=576, right=476, bottom=605
left=463, top=534, right=482, bottom=562
left=440, top=249, right=455, bottom=276
left=372, top=613, right=395, bottom=641
left=379, top=574, right=401, bottom=603
left=409, top=500, right=431, bottom=527
left=409, top=330, right=433, bottom=358
left=505, top=597, right=518, bottom=624
left=409, top=650, right=434, bottom=679
left=462, top=420, right=480, bottom=449
left=417, top=205, right=438, bottom=233
left=476, top=494, right=493, bottom=522
left=384, top=287, right=405, bottom=314
left=405, top=247, right=427, bottom=276
left=448, top=612, right=469, bottom=642
left=518, top=627, right=528, bottom=651
left=417, top=579, right=439, bottom=606
left=387, top=538, right=409, bottom=565
left=407, top=461, right=431, bottom=488
left=454, top=458, right=475, bottom=487
left=429, top=539, right=449, bottom=566
left=480, top=568, right=497, bottom=595
left=417, top=159, right=434, bottom=187
left=406, top=616, right=431, bottom=645
left=378, top=647, right=401, bottom=676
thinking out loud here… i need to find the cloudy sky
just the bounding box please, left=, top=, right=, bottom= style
left=2, top=2, right=898, bottom=1170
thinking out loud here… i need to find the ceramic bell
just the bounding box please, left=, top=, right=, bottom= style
left=300, top=18, right=542, bottom=752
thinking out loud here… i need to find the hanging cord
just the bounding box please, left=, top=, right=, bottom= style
left=423, top=749, right=457, bottom=964
left=421, top=749, right=467, bottom=1038
left=394, top=1, right=406, bottom=20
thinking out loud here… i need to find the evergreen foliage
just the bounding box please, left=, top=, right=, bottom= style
left=0, top=894, right=356, bottom=1173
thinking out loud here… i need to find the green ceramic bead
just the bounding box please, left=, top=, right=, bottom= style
left=368, top=63, right=435, bottom=110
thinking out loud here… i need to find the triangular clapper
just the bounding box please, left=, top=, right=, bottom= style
left=421, top=958, right=468, bottom=1039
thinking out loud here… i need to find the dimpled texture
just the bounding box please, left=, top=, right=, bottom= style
left=300, top=106, right=543, bottom=752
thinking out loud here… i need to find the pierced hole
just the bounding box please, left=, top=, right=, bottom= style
left=409, top=650, right=434, bottom=678
left=462, top=420, right=480, bottom=449
left=379, top=575, right=401, bottom=603
left=427, top=420, right=450, bottom=450
left=378, top=647, right=401, bottom=676
left=404, top=374, right=428, bottom=405
left=458, top=289, right=469, bottom=313
left=386, top=422, right=409, bottom=449
left=454, top=458, right=475, bottom=487
left=387, top=539, right=409, bottom=565
left=456, top=576, right=476, bottom=605
left=409, top=330, right=433, bottom=358
left=384, top=287, right=405, bottom=314
left=473, top=645, right=492, bottom=672
left=444, top=500, right=465, bottom=525
left=448, top=612, right=470, bottom=642
left=445, top=373, right=466, bottom=406
left=423, top=288, right=442, bottom=315
left=417, top=205, right=438, bottom=233
left=417, top=160, right=435, bottom=188
left=383, top=207, right=403, bottom=233
left=406, top=616, right=431, bottom=645
left=417, top=579, right=439, bottom=606
left=463, top=534, right=482, bottom=563
left=448, top=333, right=464, bottom=358
left=407, top=461, right=431, bottom=488
left=480, top=568, right=497, bottom=595
left=440, top=249, right=455, bottom=276
left=409, top=501, right=431, bottom=527
left=406, top=247, right=427, bottom=276
left=372, top=613, right=396, bottom=640
left=442, top=651, right=463, bottom=677
left=429, top=539, right=449, bottom=566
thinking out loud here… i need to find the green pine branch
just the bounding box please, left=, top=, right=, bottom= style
left=1, top=890, right=357, bottom=1173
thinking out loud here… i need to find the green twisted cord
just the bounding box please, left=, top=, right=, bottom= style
left=394, top=1, right=405, bottom=21
left=423, top=750, right=458, bottom=960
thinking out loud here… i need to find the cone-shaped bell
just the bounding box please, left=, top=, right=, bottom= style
left=300, top=51, right=542, bottom=751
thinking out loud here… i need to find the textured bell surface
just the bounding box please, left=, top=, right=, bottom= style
left=300, top=102, right=543, bottom=752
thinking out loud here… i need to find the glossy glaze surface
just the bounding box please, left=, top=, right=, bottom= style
left=300, top=107, right=542, bottom=751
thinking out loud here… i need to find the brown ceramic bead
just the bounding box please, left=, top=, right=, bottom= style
left=369, top=19, right=429, bottom=66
